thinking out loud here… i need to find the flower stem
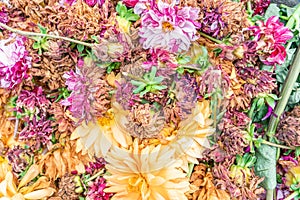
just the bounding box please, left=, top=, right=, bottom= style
left=0, top=22, right=94, bottom=47
left=285, top=191, right=299, bottom=200
left=85, top=169, right=104, bottom=183
left=267, top=45, right=300, bottom=137
left=266, top=189, right=274, bottom=200
left=261, top=140, right=294, bottom=150
left=199, top=31, right=222, bottom=44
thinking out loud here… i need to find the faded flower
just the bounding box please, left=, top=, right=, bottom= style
left=139, top=0, right=200, bottom=52
left=0, top=35, right=31, bottom=89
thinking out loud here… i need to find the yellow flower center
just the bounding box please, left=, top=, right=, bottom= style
left=128, top=175, right=148, bottom=193
left=162, top=21, right=174, bottom=32
left=97, top=110, right=113, bottom=126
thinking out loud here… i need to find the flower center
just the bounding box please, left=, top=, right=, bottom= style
left=162, top=21, right=174, bottom=32
left=128, top=175, right=147, bottom=193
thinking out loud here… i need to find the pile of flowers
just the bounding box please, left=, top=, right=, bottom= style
left=0, top=0, right=299, bottom=199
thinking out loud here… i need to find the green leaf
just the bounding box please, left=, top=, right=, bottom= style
left=288, top=89, right=300, bottom=105
left=264, top=3, right=280, bottom=21
left=37, top=24, right=47, bottom=34
left=77, top=44, right=85, bottom=53
left=91, top=35, right=99, bottom=43
left=178, top=56, right=191, bottom=64
left=151, top=85, right=167, bottom=91
left=254, top=144, right=277, bottom=190
left=256, top=98, right=265, bottom=110
left=265, top=96, right=276, bottom=109
left=133, top=84, right=146, bottom=94
left=296, top=147, right=300, bottom=157
left=124, top=13, right=140, bottom=21
left=131, top=80, right=144, bottom=86
left=116, top=2, right=127, bottom=17
left=32, top=42, right=40, bottom=50
left=176, top=67, right=185, bottom=74
left=149, top=67, right=157, bottom=80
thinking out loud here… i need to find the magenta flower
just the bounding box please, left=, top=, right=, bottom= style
left=87, top=177, right=112, bottom=200
left=139, top=1, right=200, bottom=53
left=122, top=0, right=139, bottom=8
left=249, top=16, right=293, bottom=65
left=84, top=0, right=104, bottom=7
left=253, top=0, right=270, bottom=15
left=16, top=86, right=50, bottom=115
left=0, top=35, right=31, bottom=89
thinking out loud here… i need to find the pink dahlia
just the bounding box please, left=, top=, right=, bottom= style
left=0, top=35, right=31, bottom=89
left=249, top=16, right=293, bottom=66
left=139, top=1, right=200, bottom=53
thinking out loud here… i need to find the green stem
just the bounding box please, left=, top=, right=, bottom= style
left=261, top=140, right=294, bottom=150
left=85, top=169, right=104, bottom=183
left=267, top=45, right=300, bottom=137
left=285, top=191, right=299, bottom=200
left=280, top=16, right=290, bottom=21
left=199, top=32, right=222, bottom=44
left=0, top=22, right=94, bottom=47
left=247, top=0, right=254, bottom=18
left=266, top=189, right=274, bottom=200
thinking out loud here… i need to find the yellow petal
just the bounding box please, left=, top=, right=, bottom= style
left=18, top=165, right=39, bottom=189
left=23, top=188, right=55, bottom=199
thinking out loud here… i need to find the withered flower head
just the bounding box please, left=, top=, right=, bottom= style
left=126, top=104, right=165, bottom=139
left=56, top=174, right=79, bottom=200
left=7, top=145, right=33, bottom=176
left=238, top=67, right=276, bottom=99
left=276, top=113, right=300, bottom=147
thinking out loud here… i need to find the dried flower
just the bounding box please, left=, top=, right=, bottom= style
left=0, top=3, right=9, bottom=27
left=16, top=86, right=50, bottom=117
left=188, top=163, right=230, bottom=200
left=49, top=102, right=75, bottom=133
left=252, top=0, right=270, bottom=15
left=18, top=116, right=53, bottom=148
left=84, top=0, right=105, bottom=7
left=200, top=6, right=225, bottom=38
left=104, top=140, right=190, bottom=199
left=85, top=157, right=106, bottom=175
left=56, top=174, right=79, bottom=200
left=61, top=61, right=106, bottom=123
left=139, top=1, right=200, bottom=52
left=249, top=16, right=293, bottom=65
left=87, top=177, right=112, bottom=200
left=0, top=35, right=31, bottom=89
left=276, top=115, right=300, bottom=147
left=7, top=145, right=33, bottom=176
left=115, top=81, right=140, bottom=110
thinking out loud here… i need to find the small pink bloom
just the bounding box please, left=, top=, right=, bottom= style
left=139, top=0, right=200, bottom=53
left=122, top=0, right=139, bottom=7
left=84, top=0, right=104, bottom=7
left=0, top=35, right=31, bottom=89
left=249, top=16, right=293, bottom=66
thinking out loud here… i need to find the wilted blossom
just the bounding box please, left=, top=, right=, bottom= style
left=59, top=0, right=76, bottom=6
left=200, top=7, right=225, bottom=38
left=0, top=35, right=31, bottom=89
left=61, top=63, right=105, bottom=123
left=85, top=157, right=106, bottom=175
left=249, top=16, right=293, bottom=65
left=142, top=48, right=178, bottom=69
left=252, top=0, right=270, bottom=15
left=7, top=146, right=33, bottom=175
left=115, top=81, right=140, bottom=110
left=87, top=177, right=112, bottom=200
left=0, top=4, right=9, bottom=27
left=139, top=0, right=200, bottom=53
left=16, top=86, right=50, bottom=116
left=19, top=116, right=53, bottom=146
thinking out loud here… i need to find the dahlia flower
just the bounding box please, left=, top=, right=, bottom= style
left=249, top=16, right=293, bottom=65
left=70, top=103, right=132, bottom=159
left=139, top=0, right=200, bottom=53
left=252, top=0, right=270, bottom=15
left=0, top=35, right=31, bottom=89
left=87, top=177, right=112, bottom=200
left=170, top=100, right=215, bottom=164
left=104, top=140, right=190, bottom=200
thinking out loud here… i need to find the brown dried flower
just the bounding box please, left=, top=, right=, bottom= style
left=56, top=174, right=79, bottom=200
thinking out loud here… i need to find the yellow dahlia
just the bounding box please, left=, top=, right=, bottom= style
left=170, top=100, right=215, bottom=164
left=70, top=103, right=132, bottom=158
left=0, top=164, right=55, bottom=199
left=104, top=140, right=190, bottom=200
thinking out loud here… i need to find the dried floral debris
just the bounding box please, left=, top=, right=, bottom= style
left=0, top=0, right=299, bottom=199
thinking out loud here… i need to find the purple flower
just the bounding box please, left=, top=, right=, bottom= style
left=253, top=0, right=270, bottom=15
left=87, top=177, right=112, bottom=200
left=139, top=1, right=200, bottom=53
left=16, top=86, right=50, bottom=115
left=0, top=35, right=31, bottom=89
left=201, top=7, right=225, bottom=38
left=249, top=16, right=293, bottom=65
left=115, top=81, right=140, bottom=110
left=85, top=157, right=106, bottom=175
left=122, top=0, right=139, bottom=7
left=19, top=116, right=53, bottom=146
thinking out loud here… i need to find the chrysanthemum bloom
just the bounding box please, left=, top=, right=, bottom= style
left=139, top=0, right=200, bottom=53
left=87, top=177, right=112, bottom=200
left=252, top=0, right=270, bottom=15
left=104, top=140, right=190, bottom=200
left=0, top=35, right=31, bottom=89
left=170, top=100, right=215, bottom=164
left=61, top=61, right=110, bottom=123
left=0, top=3, right=9, bottom=27
left=249, top=16, right=293, bottom=65
left=84, top=0, right=104, bottom=7
left=16, top=86, right=50, bottom=117
left=70, top=103, right=133, bottom=159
